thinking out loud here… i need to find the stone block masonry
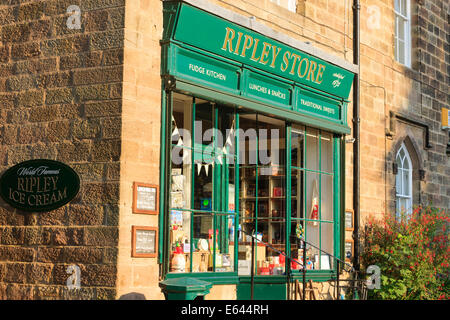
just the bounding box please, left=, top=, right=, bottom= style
left=0, top=0, right=125, bottom=300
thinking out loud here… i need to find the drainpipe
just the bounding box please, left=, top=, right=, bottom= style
left=352, top=0, right=361, bottom=272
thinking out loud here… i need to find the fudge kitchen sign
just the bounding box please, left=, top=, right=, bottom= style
left=0, top=159, right=80, bottom=212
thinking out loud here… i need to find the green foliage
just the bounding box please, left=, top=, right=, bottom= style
left=361, top=206, right=450, bottom=300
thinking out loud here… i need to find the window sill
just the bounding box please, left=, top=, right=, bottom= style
left=165, top=272, right=239, bottom=285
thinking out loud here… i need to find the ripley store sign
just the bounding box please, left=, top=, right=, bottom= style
left=0, top=159, right=80, bottom=212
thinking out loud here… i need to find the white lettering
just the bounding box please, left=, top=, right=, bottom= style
left=17, top=166, right=60, bottom=176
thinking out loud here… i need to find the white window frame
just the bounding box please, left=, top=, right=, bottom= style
left=394, top=0, right=411, bottom=67
left=395, top=143, right=413, bottom=218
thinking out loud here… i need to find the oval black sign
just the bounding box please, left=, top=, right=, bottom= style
left=0, top=159, right=80, bottom=212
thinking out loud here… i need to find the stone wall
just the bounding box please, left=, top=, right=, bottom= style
left=0, top=0, right=125, bottom=299
left=356, top=0, right=449, bottom=222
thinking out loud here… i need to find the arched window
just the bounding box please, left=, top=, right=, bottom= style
left=395, top=143, right=413, bottom=218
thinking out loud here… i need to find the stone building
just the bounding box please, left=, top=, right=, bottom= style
left=0, top=0, right=448, bottom=300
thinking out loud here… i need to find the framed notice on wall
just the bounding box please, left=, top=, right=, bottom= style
left=345, top=209, right=354, bottom=231
left=133, top=182, right=158, bottom=214
left=345, top=239, right=354, bottom=262
left=132, top=226, right=158, bottom=258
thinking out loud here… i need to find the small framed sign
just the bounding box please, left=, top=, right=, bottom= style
left=132, top=226, right=158, bottom=258
left=132, top=182, right=158, bottom=215
left=345, top=239, right=354, bottom=262
left=345, top=209, right=354, bottom=231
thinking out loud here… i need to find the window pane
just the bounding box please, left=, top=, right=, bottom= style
left=403, top=156, right=410, bottom=170
left=306, top=172, right=320, bottom=226
left=193, top=158, right=213, bottom=211
left=397, top=39, right=405, bottom=64
left=396, top=169, right=402, bottom=194
left=169, top=210, right=191, bottom=273
left=397, top=17, right=405, bottom=40
left=394, top=0, right=400, bottom=12
left=194, top=101, right=213, bottom=146
left=228, top=165, right=236, bottom=213
left=303, top=241, right=319, bottom=270
left=306, top=128, right=319, bottom=171
left=321, top=174, right=333, bottom=222
left=289, top=219, right=304, bottom=271
left=291, top=169, right=305, bottom=220
left=291, top=128, right=305, bottom=168
left=305, top=171, right=320, bottom=265
left=402, top=169, right=410, bottom=196
left=320, top=222, right=334, bottom=270
left=170, top=159, right=191, bottom=210
left=258, top=114, right=285, bottom=168
left=320, top=133, right=333, bottom=173
left=214, top=214, right=235, bottom=272
left=192, top=214, right=213, bottom=272
left=400, top=0, right=407, bottom=16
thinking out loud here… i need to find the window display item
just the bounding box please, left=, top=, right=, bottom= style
left=308, top=179, right=319, bottom=226
left=238, top=260, right=251, bottom=275
left=170, top=210, right=183, bottom=227
left=171, top=252, right=186, bottom=273
left=273, top=187, right=283, bottom=197
left=296, top=223, right=304, bottom=240
left=183, top=242, right=190, bottom=253
left=197, top=239, right=209, bottom=251
left=171, top=191, right=184, bottom=208
left=190, top=251, right=209, bottom=272
left=201, top=198, right=212, bottom=210
left=171, top=173, right=184, bottom=192
left=222, top=254, right=231, bottom=267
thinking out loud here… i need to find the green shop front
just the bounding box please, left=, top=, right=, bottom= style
left=158, top=1, right=355, bottom=300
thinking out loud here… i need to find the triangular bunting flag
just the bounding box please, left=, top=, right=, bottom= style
left=172, top=127, right=180, bottom=138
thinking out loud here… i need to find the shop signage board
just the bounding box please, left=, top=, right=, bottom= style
left=0, top=159, right=80, bottom=212
left=243, top=69, right=292, bottom=109
left=172, top=3, right=354, bottom=100
left=345, top=209, right=354, bottom=231
left=132, top=226, right=158, bottom=258
left=172, top=46, right=240, bottom=94
left=296, top=88, right=341, bottom=121
left=133, top=182, right=159, bottom=215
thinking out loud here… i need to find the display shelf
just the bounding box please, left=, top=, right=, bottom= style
left=239, top=164, right=287, bottom=245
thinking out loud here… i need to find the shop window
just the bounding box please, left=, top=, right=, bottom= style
left=394, top=0, right=411, bottom=67
left=290, top=127, right=335, bottom=271
left=166, top=93, right=338, bottom=277
left=238, top=114, right=287, bottom=275
left=395, top=143, right=413, bottom=218
left=169, top=93, right=237, bottom=274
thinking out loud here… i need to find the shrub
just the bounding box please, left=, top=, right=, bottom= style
left=361, top=206, right=449, bottom=300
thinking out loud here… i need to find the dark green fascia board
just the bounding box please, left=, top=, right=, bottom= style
left=165, top=272, right=240, bottom=285
left=164, top=39, right=348, bottom=105
left=171, top=78, right=351, bottom=135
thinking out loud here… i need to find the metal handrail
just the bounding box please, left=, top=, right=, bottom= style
left=240, top=229, right=355, bottom=300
